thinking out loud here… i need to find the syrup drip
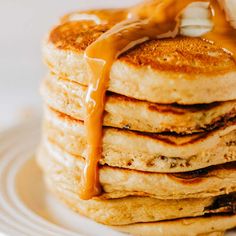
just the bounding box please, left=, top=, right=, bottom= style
left=204, top=1, right=236, bottom=60
left=79, top=0, right=236, bottom=200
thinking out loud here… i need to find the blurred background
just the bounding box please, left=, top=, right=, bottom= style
left=0, top=0, right=140, bottom=130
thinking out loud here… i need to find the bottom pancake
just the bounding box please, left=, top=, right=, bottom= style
left=44, top=171, right=236, bottom=234
left=115, top=215, right=236, bottom=236
left=38, top=140, right=236, bottom=200
left=37, top=145, right=236, bottom=226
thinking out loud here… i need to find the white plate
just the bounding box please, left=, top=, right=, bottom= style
left=0, top=120, right=235, bottom=236
left=0, top=120, right=125, bottom=236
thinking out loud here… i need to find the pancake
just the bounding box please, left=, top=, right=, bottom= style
left=115, top=215, right=236, bottom=236
left=38, top=142, right=236, bottom=200
left=41, top=74, right=236, bottom=134
left=43, top=20, right=236, bottom=105
left=41, top=157, right=236, bottom=226
left=43, top=106, right=236, bottom=173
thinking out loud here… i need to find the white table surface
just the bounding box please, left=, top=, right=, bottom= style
left=0, top=0, right=140, bottom=130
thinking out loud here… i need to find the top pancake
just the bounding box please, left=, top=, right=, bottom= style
left=44, top=13, right=236, bottom=104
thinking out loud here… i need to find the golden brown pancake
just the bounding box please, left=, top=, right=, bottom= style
left=43, top=106, right=236, bottom=173
left=38, top=141, right=236, bottom=200
left=40, top=154, right=236, bottom=226
left=43, top=20, right=236, bottom=104
left=38, top=148, right=236, bottom=235
left=41, top=74, right=236, bottom=134
left=115, top=215, right=236, bottom=236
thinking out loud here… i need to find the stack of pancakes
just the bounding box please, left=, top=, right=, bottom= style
left=37, top=11, right=236, bottom=236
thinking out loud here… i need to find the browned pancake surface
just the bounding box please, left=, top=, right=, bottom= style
left=52, top=106, right=236, bottom=146
left=121, top=37, right=236, bottom=74
left=49, top=21, right=236, bottom=75
left=50, top=21, right=111, bottom=52
left=171, top=162, right=236, bottom=183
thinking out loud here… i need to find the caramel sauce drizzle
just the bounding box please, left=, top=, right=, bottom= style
left=79, top=0, right=236, bottom=200
left=205, top=1, right=236, bottom=60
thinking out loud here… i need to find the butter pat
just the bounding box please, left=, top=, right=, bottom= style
left=218, top=0, right=236, bottom=28
left=180, top=2, right=214, bottom=37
